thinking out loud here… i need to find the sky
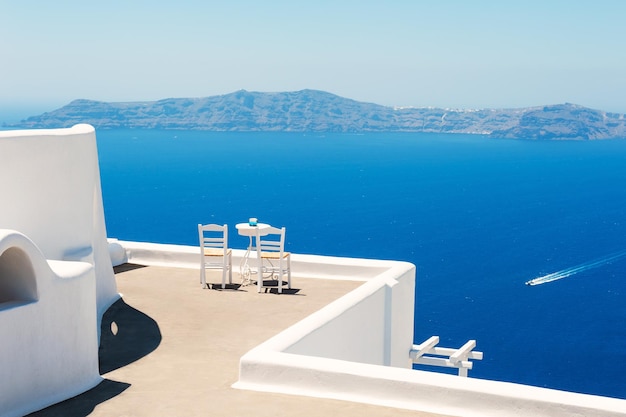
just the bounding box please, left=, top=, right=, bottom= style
left=1, top=0, right=626, bottom=121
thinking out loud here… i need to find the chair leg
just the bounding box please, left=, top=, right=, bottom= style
left=228, top=254, right=233, bottom=284
left=287, top=257, right=291, bottom=289
left=256, top=256, right=263, bottom=293
left=201, top=267, right=208, bottom=289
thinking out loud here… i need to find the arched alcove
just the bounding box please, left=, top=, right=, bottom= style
left=0, top=247, right=38, bottom=305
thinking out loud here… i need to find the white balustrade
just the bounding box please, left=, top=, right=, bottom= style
left=410, top=336, right=483, bottom=377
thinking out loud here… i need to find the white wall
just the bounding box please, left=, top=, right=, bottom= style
left=117, top=239, right=395, bottom=281
left=0, top=230, right=101, bottom=417
left=0, top=125, right=119, bottom=415
left=229, top=253, right=626, bottom=417
left=282, top=265, right=415, bottom=368
left=0, top=124, right=118, bottom=317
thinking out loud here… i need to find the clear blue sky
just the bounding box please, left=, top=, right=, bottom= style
left=1, top=0, right=625, bottom=121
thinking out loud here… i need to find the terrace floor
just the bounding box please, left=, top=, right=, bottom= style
left=29, top=264, right=447, bottom=417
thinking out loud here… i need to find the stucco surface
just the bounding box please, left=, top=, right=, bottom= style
left=0, top=125, right=118, bottom=416
left=0, top=230, right=100, bottom=417
left=0, top=125, right=118, bottom=316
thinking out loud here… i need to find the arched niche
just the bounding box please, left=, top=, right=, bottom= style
left=0, top=247, right=38, bottom=306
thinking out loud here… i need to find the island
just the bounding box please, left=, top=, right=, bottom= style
left=5, top=89, right=626, bottom=140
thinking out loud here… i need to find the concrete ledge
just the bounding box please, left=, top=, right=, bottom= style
left=112, top=240, right=626, bottom=417
left=115, top=239, right=398, bottom=281
left=235, top=351, right=626, bottom=417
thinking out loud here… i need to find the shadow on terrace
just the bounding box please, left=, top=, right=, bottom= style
left=28, top=265, right=162, bottom=417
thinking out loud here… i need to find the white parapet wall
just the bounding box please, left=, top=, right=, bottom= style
left=114, top=239, right=393, bottom=281
left=116, top=240, right=626, bottom=416
left=232, top=265, right=626, bottom=416
left=234, top=265, right=626, bottom=417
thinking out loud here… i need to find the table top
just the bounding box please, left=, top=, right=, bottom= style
left=235, top=222, right=271, bottom=236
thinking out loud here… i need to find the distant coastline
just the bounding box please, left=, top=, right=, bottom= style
left=4, top=89, right=626, bottom=140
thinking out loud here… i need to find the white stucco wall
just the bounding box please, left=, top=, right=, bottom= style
left=229, top=253, right=626, bottom=417
left=115, top=239, right=395, bottom=281
left=0, top=124, right=118, bottom=317
left=282, top=264, right=415, bottom=368
left=0, top=230, right=101, bottom=417
left=0, top=125, right=119, bottom=415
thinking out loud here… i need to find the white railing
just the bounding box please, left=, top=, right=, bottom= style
left=410, top=336, right=483, bottom=377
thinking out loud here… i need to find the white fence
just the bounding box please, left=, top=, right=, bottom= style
left=411, top=336, right=483, bottom=377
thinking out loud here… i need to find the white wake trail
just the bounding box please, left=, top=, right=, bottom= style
left=525, top=250, right=626, bottom=286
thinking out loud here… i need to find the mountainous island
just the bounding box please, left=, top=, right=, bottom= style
left=6, top=89, right=626, bottom=140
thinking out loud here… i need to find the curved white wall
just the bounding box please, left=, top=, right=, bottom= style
left=0, top=125, right=119, bottom=415
left=0, top=230, right=100, bottom=417
left=0, top=124, right=118, bottom=316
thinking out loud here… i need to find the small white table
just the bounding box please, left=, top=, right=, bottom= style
left=235, top=223, right=271, bottom=285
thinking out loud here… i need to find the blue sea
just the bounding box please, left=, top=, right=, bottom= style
left=96, top=130, right=626, bottom=399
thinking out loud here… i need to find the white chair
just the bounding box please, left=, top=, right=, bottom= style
left=198, top=223, right=232, bottom=289
left=255, top=226, right=291, bottom=293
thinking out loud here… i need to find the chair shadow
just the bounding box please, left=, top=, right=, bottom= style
left=258, top=279, right=302, bottom=295
left=207, top=282, right=243, bottom=291
left=28, top=297, right=162, bottom=416
left=113, top=263, right=147, bottom=274
left=212, top=279, right=302, bottom=294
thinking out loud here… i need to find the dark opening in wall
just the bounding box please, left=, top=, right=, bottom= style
left=0, top=247, right=38, bottom=305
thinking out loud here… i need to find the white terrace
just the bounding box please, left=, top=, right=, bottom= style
left=1, top=125, right=625, bottom=417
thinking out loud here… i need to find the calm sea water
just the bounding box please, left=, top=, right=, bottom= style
left=96, top=130, right=626, bottom=399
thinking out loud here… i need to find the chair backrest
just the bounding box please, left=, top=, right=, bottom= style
left=256, top=226, right=285, bottom=254
left=198, top=223, right=228, bottom=254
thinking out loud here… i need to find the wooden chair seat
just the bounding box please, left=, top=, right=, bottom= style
left=204, top=248, right=232, bottom=257
left=260, top=251, right=290, bottom=260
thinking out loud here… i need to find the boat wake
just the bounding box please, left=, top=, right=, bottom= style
left=525, top=250, right=626, bottom=286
